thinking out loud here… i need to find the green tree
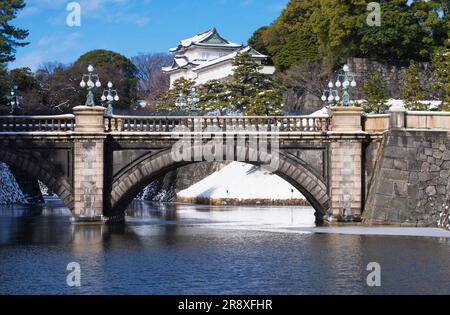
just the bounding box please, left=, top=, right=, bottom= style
left=248, top=26, right=270, bottom=56
left=197, top=80, right=231, bottom=115
left=249, top=0, right=449, bottom=70
left=248, top=89, right=284, bottom=116
left=401, top=62, right=428, bottom=110
left=0, top=0, right=29, bottom=63
left=432, top=47, right=450, bottom=111
left=159, top=77, right=196, bottom=112
left=358, top=1, right=426, bottom=61
left=229, top=51, right=283, bottom=115
left=258, top=0, right=323, bottom=71
left=0, top=64, right=8, bottom=113
left=410, top=0, right=449, bottom=59
left=362, top=71, right=388, bottom=114
left=75, top=50, right=139, bottom=110
left=8, top=67, right=36, bottom=90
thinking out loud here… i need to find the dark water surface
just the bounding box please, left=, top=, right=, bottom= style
left=0, top=201, right=449, bottom=295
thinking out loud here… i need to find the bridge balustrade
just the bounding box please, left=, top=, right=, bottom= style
left=0, top=115, right=75, bottom=132
left=2, top=111, right=449, bottom=134
left=104, top=116, right=331, bottom=133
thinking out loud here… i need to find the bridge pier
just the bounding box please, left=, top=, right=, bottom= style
left=72, top=106, right=107, bottom=224
left=329, top=107, right=365, bottom=221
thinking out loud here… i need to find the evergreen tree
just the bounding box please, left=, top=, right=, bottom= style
left=410, top=0, right=449, bottom=59
left=197, top=80, right=231, bottom=115
left=160, top=77, right=196, bottom=112
left=248, top=26, right=270, bottom=56
left=432, top=47, right=450, bottom=111
left=229, top=51, right=282, bottom=115
left=358, top=1, right=426, bottom=62
left=249, top=0, right=448, bottom=70
left=248, top=89, right=284, bottom=116
left=0, top=64, right=8, bottom=113
left=0, top=0, right=28, bottom=113
left=0, top=0, right=29, bottom=63
left=401, top=62, right=428, bottom=110
left=362, top=71, right=388, bottom=114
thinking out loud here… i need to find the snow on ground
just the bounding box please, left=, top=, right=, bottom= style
left=286, top=227, right=450, bottom=238
left=205, top=226, right=450, bottom=238
left=177, top=162, right=305, bottom=200
left=0, top=163, right=27, bottom=205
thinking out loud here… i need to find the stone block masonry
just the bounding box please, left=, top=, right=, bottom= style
left=364, top=130, right=450, bottom=227
left=73, top=138, right=105, bottom=221
left=72, top=106, right=106, bottom=223
left=330, top=140, right=362, bottom=217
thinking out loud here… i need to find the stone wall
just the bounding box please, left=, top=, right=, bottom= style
left=284, top=57, right=434, bottom=114
left=364, top=130, right=450, bottom=227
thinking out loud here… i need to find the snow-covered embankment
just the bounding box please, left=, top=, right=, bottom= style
left=177, top=162, right=308, bottom=206
left=0, top=163, right=27, bottom=205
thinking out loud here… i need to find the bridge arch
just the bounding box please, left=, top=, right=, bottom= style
left=110, top=145, right=330, bottom=222
left=0, top=149, right=74, bottom=210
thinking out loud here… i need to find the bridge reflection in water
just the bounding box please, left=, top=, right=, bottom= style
left=0, top=201, right=450, bottom=295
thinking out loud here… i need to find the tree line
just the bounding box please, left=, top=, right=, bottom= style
left=0, top=49, right=173, bottom=115
left=0, top=0, right=449, bottom=115
left=249, top=0, right=449, bottom=113
left=0, top=1, right=173, bottom=115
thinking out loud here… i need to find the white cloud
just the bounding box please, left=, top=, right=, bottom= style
left=11, top=51, right=45, bottom=71
left=11, top=32, right=83, bottom=71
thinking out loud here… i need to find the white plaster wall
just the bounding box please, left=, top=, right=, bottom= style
left=195, top=62, right=234, bottom=85
left=170, top=69, right=198, bottom=88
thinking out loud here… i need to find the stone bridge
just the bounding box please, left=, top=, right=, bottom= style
left=1, top=106, right=449, bottom=227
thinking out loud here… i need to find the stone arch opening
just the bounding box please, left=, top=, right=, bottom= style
left=0, top=150, right=74, bottom=211
left=110, top=146, right=330, bottom=223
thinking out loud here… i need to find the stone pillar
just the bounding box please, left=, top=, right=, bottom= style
left=331, top=107, right=364, bottom=132
left=329, top=107, right=364, bottom=221
left=389, top=104, right=407, bottom=129
left=72, top=106, right=106, bottom=224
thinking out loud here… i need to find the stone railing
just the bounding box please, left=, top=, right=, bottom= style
left=104, top=115, right=331, bottom=133
left=364, top=111, right=450, bottom=132
left=405, top=111, right=450, bottom=130
left=363, top=114, right=390, bottom=132
left=2, top=110, right=449, bottom=134
left=0, top=115, right=75, bottom=132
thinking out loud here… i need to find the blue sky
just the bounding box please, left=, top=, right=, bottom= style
left=9, top=0, right=288, bottom=71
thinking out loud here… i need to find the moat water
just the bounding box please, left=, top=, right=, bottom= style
left=0, top=200, right=449, bottom=295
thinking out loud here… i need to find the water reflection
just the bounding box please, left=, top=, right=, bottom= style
left=126, top=200, right=317, bottom=227
left=0, top=200, right=449, bottom=295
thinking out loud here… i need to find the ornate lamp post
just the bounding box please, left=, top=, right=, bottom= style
left=79, top=65, right=102, bottom=106
left=175, top=92, right=187, bottom=111
left=101, top=82, right=119, bottom=117
left=322, top=64, right=357, bottom=109
left=8, top=84, right=22, bottom=115
left=188, top=87, right=199, bottom=116
left=175, top=88, right=199, bottom=116
left=321, top=82, right=341, bottom=115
